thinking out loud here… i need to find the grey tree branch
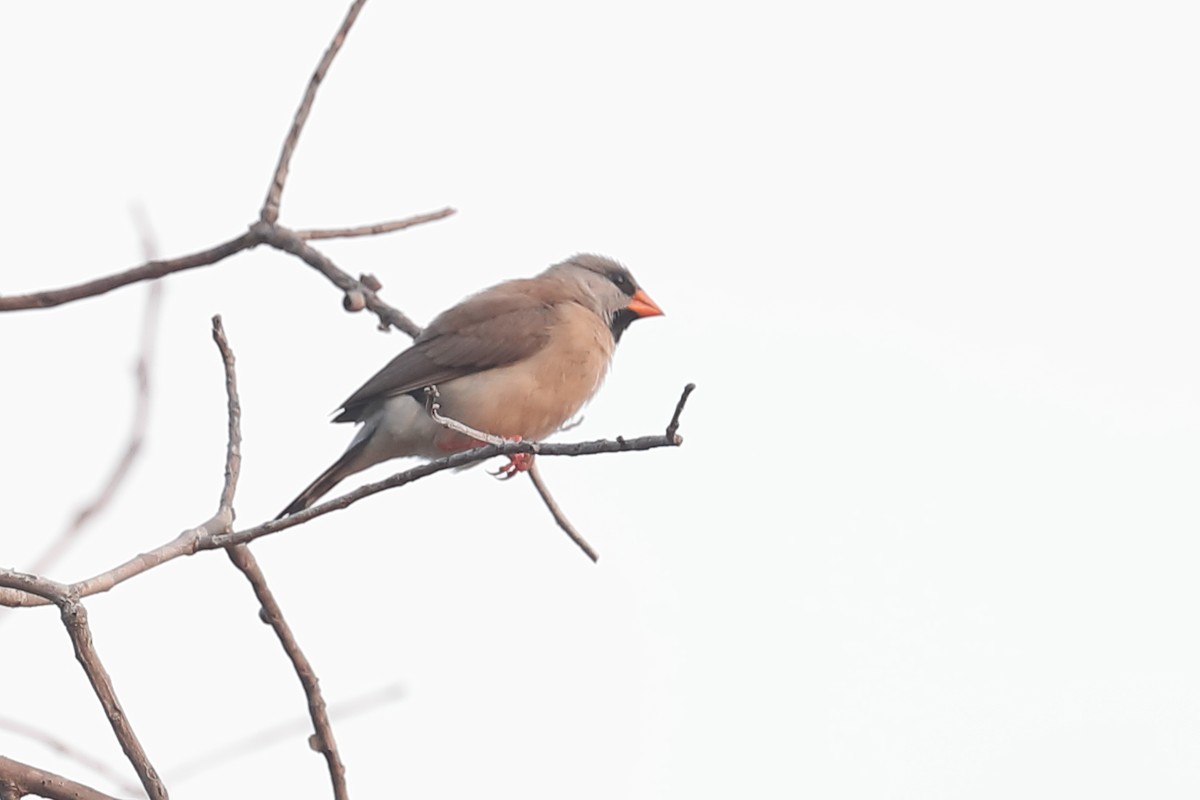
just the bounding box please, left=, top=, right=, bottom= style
left=24, top=270, right=164, bottom=578
left=60, top=602, right=167, bottom=800
left=0, top=2, right=696, bottom=797
left=0, top=384, right=695, bottom=609
left=0, top=231, right=255, bottom=312
left=297, top=207, right=456, bottom=240
left=253, top=223, right=423, bottom=336
left=209, top=317, right=348, bottom=800
left=225, top=547, right=348, bottom=800
left=528, top=462, right=598, bottom=562
left=166, top=684, right=402, bottom=784
left=0, top=716, right=143, bottom=796
left=215, top=384, right=694, bottom=549
left=0, top=215, right=445, bottom=333
left=666, top=383, right=696, bottom=443
left=0, top=573, right=166, bottom=800
left=261, top=0, right=368, bottom=225
left=0, top=756, right=121, bottom=800
left=210, top=317, right=242, bottom=514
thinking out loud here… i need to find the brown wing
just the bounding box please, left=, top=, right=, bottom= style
left=333, top=279, right=562, bottom=423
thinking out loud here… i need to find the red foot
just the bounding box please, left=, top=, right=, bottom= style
left=490, top=437, right=534, bottom=480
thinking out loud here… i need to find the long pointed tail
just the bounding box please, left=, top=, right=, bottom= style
left=276, top=440, right=367, bottom=519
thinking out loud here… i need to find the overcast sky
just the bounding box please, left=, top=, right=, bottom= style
left=2, top=1, right=1199, bottom=798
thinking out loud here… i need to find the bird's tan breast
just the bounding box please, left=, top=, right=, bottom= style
left=434, top=301, right=615, bottom=446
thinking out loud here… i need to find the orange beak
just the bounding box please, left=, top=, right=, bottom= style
left=627, top=288, right=664, bottom=318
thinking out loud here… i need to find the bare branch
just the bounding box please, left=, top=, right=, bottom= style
left=0, top=570, right=72, bottom=605
left=297, top=207, right=456, bottom=240
left=0, top=231, right=255, bottom=312
left=0, top=324, right=253, bottom=606
left=0, top=528, right=206, bottom=609
left=25, top=282, right=163, bottom=577
left=0, top=384, right=694, bottom=609
left=167, top=684, right=402, bottom=784
left=666, top=382, right=696, bottom=442
left=210, top=317, right=241, bottom=516
left=60, top=601, right=167, bottom=800
left=0, top=756, right=121, bottom=800
left=212, top=424, right=691, bottom=550
left=254, top=223, right=423, bottom=336
left=0, top=573, right=167, bottom=800
left=0, top=716, right=143, bottom=796
left=3, top=2, right=694, bottom=791
left=6, top=208, right=165, bottom=588
left=528, top=461, right=598, bottom=562
left=0, top=384, right=695, bottom=608
left=209, top=316, right=348, bottom=800
left=225, top=547, right=348, bottom=800
left=0, top=208, right=446, bottom=316
left=261, top=0, right=369, bottom=225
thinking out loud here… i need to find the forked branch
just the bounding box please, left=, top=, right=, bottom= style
left=209, top=316, right=348, bottom=800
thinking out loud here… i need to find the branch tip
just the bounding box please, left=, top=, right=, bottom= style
left=666, top=383, right=696, bottom=441
left=528, top=462, right=599, bottom=562
left=261, top=0, right=368, bottom=224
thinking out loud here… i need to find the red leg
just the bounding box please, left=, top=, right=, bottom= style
left=489, top=436, right=534, bottom=480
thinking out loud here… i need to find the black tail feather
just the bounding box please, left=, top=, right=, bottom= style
left=275, top=440, right=367, bottom=519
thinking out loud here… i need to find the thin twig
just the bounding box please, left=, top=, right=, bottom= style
left=211, top=425, right=691, bottom=550
left=210, top=316, right=349, bottom=800
left=25, top=277, right=164, bottom=577
left=0, top=756, right=121, bottom=800
left=0, top=715, right=143, bottom=796
left=0, top=572, right=167, bottom=799
left=210, top=317, right=241, bottom=515
left=0, top=528, right=208, bottom=609
left=0, top=231, right=255, bottom=312
left=59, top=600, right=168, bottom=800
left=167, top=684, right=402, bottom=784
left=12, top=207, right=164, bottom=586
left=666, top=382, right=696, bottom=442
left=255, top=223, right=423, bottom=336
left=261, top=0, right=369, bottom=225
left=225, top=548, right=348, bottom=800
left=528, top=461, right=598, bottom=562
left=0, top=211, right=445, bottom=317
left=0, top=385, right=697, bottom=608
left=297, top=207, right=456, bottom=240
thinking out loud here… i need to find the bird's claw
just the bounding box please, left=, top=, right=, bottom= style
left=490, top=438, right=534, bottom=479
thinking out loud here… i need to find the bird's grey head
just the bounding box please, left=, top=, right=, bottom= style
left=542, top=253, right=663, bottom=342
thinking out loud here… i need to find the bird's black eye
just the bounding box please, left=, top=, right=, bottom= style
left=607, top=270, right=634, bottom=296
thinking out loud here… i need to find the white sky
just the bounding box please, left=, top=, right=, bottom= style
left=2, top=1, right=1199, bottom=798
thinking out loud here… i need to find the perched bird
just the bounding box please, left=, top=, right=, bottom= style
left=277, top=253, right=664, bottom=517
